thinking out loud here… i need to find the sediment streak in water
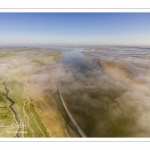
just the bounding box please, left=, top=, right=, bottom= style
left=2, top=79, right=20, bottom=137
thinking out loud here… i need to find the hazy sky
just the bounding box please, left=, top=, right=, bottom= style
left=0, top=13, right=150, bottom=47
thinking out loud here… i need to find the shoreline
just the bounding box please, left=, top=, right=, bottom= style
left=24, top=55, right=77, bottom=137
left=58, top=80, right=86, bottom=137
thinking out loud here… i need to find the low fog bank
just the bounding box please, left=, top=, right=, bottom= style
left=59, top=47, right=150, bottom=137
left=28, top=49, right=150, bottom=137
left=27, top=63, right=78, bottom=137
left=0, top=48, right=62, bottom=80
left=16, top=47, right=150, bottom=137
left=28, top=63, right=61, bottom=94
left=0, top=48, right=68, bottom=137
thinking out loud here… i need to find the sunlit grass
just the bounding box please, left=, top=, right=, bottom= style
left=0, top=48, right=62, bottom=137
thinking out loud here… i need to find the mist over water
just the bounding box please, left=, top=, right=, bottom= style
left=59, top=46, right=150, bottom=137
left=26, top=46, right=150, bottom=137
left=2, top=47, right=150, bottom=137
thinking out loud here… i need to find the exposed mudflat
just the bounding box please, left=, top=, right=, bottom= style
left=27, top=63, right=77, bottom=137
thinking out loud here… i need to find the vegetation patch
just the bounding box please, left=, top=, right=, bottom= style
left=0, top=53, right=15, bottom=58
left=0, top=48, right=62, bottom=137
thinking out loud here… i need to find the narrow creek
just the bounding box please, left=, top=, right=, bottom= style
left=2, top=79, right=20, bottom=137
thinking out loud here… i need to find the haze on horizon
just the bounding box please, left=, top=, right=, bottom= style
left=0, top=13, right=150, bottom=47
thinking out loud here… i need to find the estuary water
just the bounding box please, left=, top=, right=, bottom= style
left=28, top=46, right=150, bottom=137
left=59, top=46, right=150, bottom=137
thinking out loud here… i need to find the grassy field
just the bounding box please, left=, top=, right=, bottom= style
left=0, top=48, right=63, bottom=137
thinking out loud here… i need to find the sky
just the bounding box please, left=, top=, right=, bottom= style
left=0, top=13, right=150, bottom=47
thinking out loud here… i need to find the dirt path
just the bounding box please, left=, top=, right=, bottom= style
left=23, top=75, right=45, bottom=137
